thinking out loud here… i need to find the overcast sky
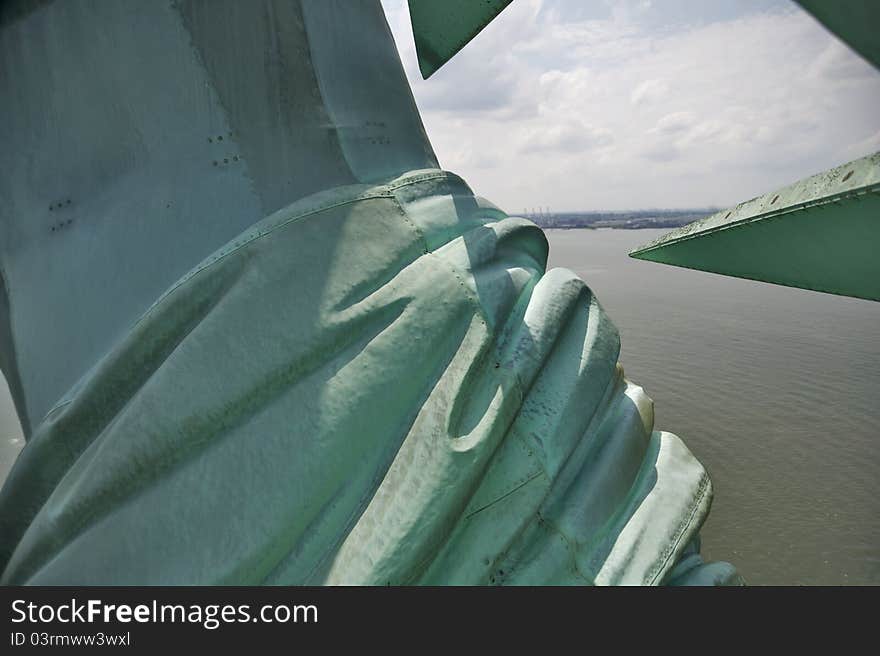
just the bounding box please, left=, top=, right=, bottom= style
left=381, top=0, right=880, bottom=212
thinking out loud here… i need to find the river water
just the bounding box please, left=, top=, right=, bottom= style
left=546, top=228, right=879, bottom=585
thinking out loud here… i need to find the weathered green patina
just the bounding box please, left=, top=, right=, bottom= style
left=408, top=0, right=513, bottom=79
left=631, top=2, right=880, bottom=302
left=797, top=0, right=880, bottom=70
left=0, top=0, right=737, bottom=585
left=630, top=153, right=880, bottom=302
left=0, top=169, right=735, bottom=585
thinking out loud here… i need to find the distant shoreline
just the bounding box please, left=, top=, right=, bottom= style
left=540, top=225, right=673, bottom=230
left=523, top=209, right=716, bottom=230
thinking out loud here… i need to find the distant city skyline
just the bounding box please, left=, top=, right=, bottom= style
left=382, top=0, right=880, bottom=211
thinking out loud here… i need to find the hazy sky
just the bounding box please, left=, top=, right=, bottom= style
left=381, top=0, right=880, bottom=212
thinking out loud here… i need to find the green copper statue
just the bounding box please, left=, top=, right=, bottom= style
left=0, top=0, right=739, bottom=585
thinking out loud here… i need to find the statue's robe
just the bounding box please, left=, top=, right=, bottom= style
left=0, top=0, right=738, bottom=585
left=0, top=169, right=739, bottom=585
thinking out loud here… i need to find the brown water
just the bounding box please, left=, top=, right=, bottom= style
left=546, top=228, right=880, bottom=585
left=1, top=227, right=877, bottom=584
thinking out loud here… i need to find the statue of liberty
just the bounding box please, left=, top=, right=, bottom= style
left=0, top=0, right=741, bottom=585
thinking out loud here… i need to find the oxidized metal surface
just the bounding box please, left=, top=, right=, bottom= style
left=408, top=0, right=513, bottom=79
left=630, top=153, right=880, bottom=301
left=796, top=0, right=880, bottom=70
left=0, top=0, right=737, bottom=585
left=0, top=0, right=436, bottom=433
left=0, top=169, right=736, bottom=585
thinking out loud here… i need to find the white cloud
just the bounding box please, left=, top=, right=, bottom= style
left=652, top=111, right=697, bottom=134
left=631, top=79, right=670, bottom=106
left=381, top=0, right=880, bottom=211
left=519, top=119, right=614, bottom=154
